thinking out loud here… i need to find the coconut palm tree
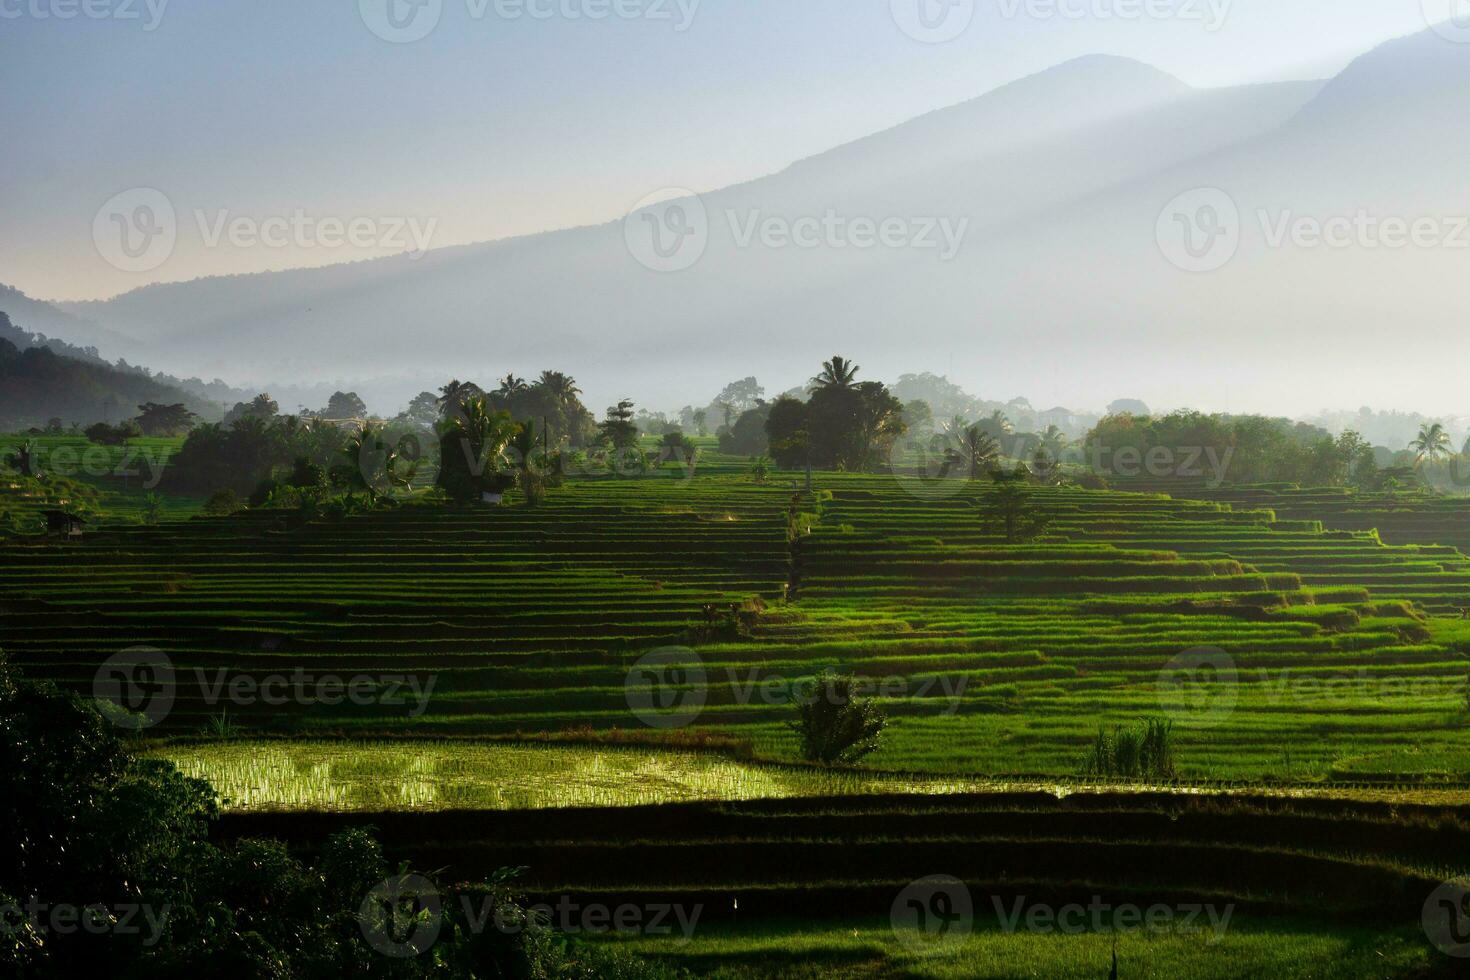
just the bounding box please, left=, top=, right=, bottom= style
left=435, top=395, right=517, bottom=504
left=497, top=374, right=529, bottom=398
left=505, top=421, right=556, bottom=506
left=436, top=379, right=483, bottom=417
left=1038, top=424, right=1068, bottom=459
left=943, top=424, right=1000, bottom=481
left=343, top=423, right=417, bottom=503
left=811, top=356, right=859, bottom=391
left=1411, top=422, right=1452, bottom=467
left=536, top=371, right=581, bottom=406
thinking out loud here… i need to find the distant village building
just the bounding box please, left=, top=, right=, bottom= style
left=42, top=510, right=86, bottom=539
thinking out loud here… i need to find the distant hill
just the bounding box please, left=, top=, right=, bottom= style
left=0, top=301, right=253, bottom=410
left=47, top=28, right=1470, bottom=417
left=0, top=312, right=223, bottom=429
left=0, top=284, right=137, bottom=360
left=46, top=53, right=1327, bottom=411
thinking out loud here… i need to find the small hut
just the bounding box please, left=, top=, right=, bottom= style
left=42, top=510, right=87, bottom=539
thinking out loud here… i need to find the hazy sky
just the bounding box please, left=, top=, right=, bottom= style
left=0, top=1, right=1444, bottom=301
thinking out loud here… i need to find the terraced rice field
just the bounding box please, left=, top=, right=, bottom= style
left=595, top=916, right=1438, bottom=979
left=1124, top=479, right=1470, bottom=559
left=0, top=434, right=196, bottom=527
left=4, top=470, right=1469, bottom=782
left=218, top=784, right=1470, bottom=978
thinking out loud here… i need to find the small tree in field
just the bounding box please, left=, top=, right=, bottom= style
left=979, top=475, right=1051, bottom=544
left=790, top=670, right=886, bottom=766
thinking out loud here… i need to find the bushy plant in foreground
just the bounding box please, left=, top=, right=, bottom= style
left=789, top=670, right=887, bottom=766
left=0, top=654, right=681, bottom=979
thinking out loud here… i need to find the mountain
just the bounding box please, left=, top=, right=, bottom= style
left=0, top=285, right=139, bottom=361
left=0, top=314, right=222, bottom=428
left=45, top=30, right=1468, bottom=415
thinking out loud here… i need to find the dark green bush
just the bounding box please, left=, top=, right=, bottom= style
left=789, top=670, right=886, bottom=766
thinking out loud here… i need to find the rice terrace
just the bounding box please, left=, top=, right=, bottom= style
left=7, top=7, right=1470, bottom=978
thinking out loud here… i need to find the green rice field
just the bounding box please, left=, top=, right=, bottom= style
left=7, top=459, right=1470, bottom=975
left=5, top=469, right=1470, bottom=780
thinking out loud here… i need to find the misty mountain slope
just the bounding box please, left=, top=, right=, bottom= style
left=770, top=26, right=1470, bottom=410
left=0, top=285, right=139, bottom=357
left=55, top=58, right=1325, bottom=401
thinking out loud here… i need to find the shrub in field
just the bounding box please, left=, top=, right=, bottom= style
left=660, top=430, right=696, bottom=460
left=789, top=670, right=887, bottom=766
left=978, top=477, right=1052, bottom=544
left=1084, top=718, right=1176, bottom=779
left=249, top=476, right=283, bottom=508
left=84, top=420, right=141, bottom=446
left=288, top=456, right=328, bottom=491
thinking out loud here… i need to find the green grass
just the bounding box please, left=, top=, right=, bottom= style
left=598, top=916, right=1441, bottom=979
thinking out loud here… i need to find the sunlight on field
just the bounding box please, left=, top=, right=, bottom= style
left=158, top=740, right=1470, bottom=813
left=158, top=741, right=985, bottom=811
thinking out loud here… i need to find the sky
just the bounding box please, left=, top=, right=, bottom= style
left=0, top=0, right=1444, bottom=303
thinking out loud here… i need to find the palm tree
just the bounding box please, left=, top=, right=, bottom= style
left=1038, top=425, right=1067, bottom=459
left=436, top=395, right=518, bottom=504
left=505, top=421, right=555, bottom=506
left=343, top=423, right=417, bottom=503
left=811, top=356, right=859, bottom=391
left=1411, top=422, right=1452, bottom=467
left=536, top=371, right=581, bottom=406
left=943, top=424, right=1000, bottom=481
left=497, top=374, right=529, bottom=397
left=436, top=380, right=483, bottom=417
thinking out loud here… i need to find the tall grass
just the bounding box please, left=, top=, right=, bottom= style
left=1084, top=718, right=1176, bottom=779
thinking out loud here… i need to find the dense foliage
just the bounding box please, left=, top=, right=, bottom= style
left=163, top=414, right=353, bottom=496
left=0, top=327, right=218, bottom=431
left=0, top=656, right=682, bottom=978
left=764, top=359, right=908, bottom=472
